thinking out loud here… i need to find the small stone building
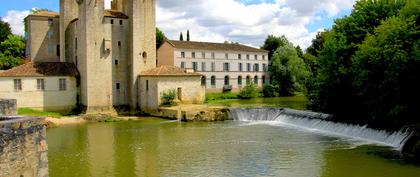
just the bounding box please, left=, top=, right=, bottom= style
left=139, top=66, right=205, bottom=112
left=0, top=62, right=78, bottom=113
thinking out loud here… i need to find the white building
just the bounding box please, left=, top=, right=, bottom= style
left=157, top=40, right=269, bottom=92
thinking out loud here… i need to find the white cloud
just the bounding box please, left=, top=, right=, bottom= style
left=156, top=0, right=356, bottom=49
left=2, top=10, right=30, bottom=36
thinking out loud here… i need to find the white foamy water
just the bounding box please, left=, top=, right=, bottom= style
left=230, top=108, right=412, bottom=150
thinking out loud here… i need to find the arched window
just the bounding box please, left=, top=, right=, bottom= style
left=262, top=75, right=266, bottom=85
left=246, top=75, right=251, bottom=84
left=201, top=76, right=206, bottom=86
left=211, top=76, right=216, bottom=88
left=238, top=76, right=242, bottom=86
left=224, top=75, right=230, bottom=86
left=254, top=76, right=258, bottom=84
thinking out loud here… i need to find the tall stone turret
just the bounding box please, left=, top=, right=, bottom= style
left=59, top=0, right=78, bottom=62
left=77, top=0, right=114, bottom=113
left=123, top=0, right=157, bottom=108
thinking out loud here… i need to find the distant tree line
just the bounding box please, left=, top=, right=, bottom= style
left=0, top=18, right=25, bottom=70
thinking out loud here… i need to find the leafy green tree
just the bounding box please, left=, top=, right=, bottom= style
left=261, top=35, right=289, bottom=60
left=0, top=52, right=20, bottom=70
left=270, top=41, right=310, bottom=96
left=308, top=0, right=408, bottom=120
left=179, top=32, right=184, bottom=41
left=186, top=29, right=190, bottom=41
left=0, top=35, right=25, bottom=57
left=306, top=31, right=327, bottom=57
left=0, top=18, right=12, bottom=43
left=352, top=2, right=420, bottom=128
left=295, top=45, right=304, bottom=58
left=156, top=27, right=166, bottom=49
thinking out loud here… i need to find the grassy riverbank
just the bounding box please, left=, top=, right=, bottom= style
left=17, top=108, right=64, bottom=118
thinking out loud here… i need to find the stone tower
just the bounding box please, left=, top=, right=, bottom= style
left=122, top=0, right=157, bottom=108
left=59, top=0, right=78, bottom=62
left=77, top=0, right=114, bottom=113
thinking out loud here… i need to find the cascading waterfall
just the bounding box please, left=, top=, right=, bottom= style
left=229, top=108, right=412, bottom=150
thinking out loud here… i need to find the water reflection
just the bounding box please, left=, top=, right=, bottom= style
left=47, top=119, right=420, bottom=177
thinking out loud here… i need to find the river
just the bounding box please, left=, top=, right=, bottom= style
left=47, top=117, right=420, bottom=177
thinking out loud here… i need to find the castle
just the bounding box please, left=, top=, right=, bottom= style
left=0, top=0, right=205, bottom=114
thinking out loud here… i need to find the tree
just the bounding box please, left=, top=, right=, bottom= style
left=0, top=35, right=25, bottom=70
left=270, top=41, right=310, bottom=96
left=186, top=29, right=190, bottom=41
left=261, top=35, right=289, bottom=60
left=306, top=31, right=327, bottom=57
left=156, top=28, right=166, bottom=49
left=352, top=1, right=420, bottom=128
left=0, top=18, right=12, bottom=43
left=295, top=45, right=304, bottom=58
left=308, top=0, right=408, bottom=121
left=179, top=32, right=184, bottom=41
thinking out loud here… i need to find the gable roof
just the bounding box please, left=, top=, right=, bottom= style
left=0, top=62, right=79, bottom=77
left=140, top=65, right=202, bottom=77
left=28, top=10, right=129, bottom=19
left=166, top=40, right=268, bottom=53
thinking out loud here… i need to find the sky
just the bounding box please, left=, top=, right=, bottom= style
left=0, top=0, right=355, bottom=49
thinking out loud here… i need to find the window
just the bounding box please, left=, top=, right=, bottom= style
left=146, top=80, right=149, bottom=91
left=238, top=76, right=242, bottom=86
left=263, top=55, right=266, bottom=60
left=246, top=76, right=251, bottom=84
left=37, top=79, right=45, bottom=91
left=262, top=75, right=266, bottom=85
left=13, top=79, right=22, bottom=91
left=75, top=56, right=78, bottom=66
left=48, top=19, right=53, bottom=26
left=192, top=52, right=196, bottom=58
left=56, top=45, right=60, bottom=57
left=192, top=62, right=198, bottom=71
left=201, top=76, right=206, bottom=86
left=211, top=76, right=216, bottom=88
left=255, top=55, right=258, bottom=60
left=48, top=44, right=54, bottom=54
left=263, top=64, right=268, bottom=72
left=224, top=76, right=230, bottom=86
left=180, top=62, right=185, bottom=69
left=238, top=54, right=242, bottom=60
left=181, top=51, right=185, bottom=58
left=254, top=64, right=259, bottom=72
left=247, top=63, right=251, bottom=72
left=59, top=78, right=66, bottom=91
left=118, top=41, right=121, bottom=47
left=211, top=62, right=215, bottom=72
left=246, top=54, right=250, bottom=60
left=201, top=62, right=206, bottom=72
left=202, top=52, right=205, bottom=58
left=115, top=59, right=119, bottom=65
left=239, top=63, right=243, bottom=72
left=116, top=83, right=120, bottom=90
left=211, top=52, right=215, bottom=59
left=223, top=63, right=230, bottom=72
left=119, top=20, right=123, bottom=25
left=111, top=19, right=114, bottom=24
left=254, top=76, right=258, bottom=84
left=75, top=38, right=78, bottom=50
left=225, top=53, right=229, bottom=59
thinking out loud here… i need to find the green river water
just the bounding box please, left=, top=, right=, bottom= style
left=47, top=118, right=420, bottom=177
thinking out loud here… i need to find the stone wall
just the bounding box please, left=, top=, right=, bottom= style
left=0, top=99, right=16, bottom=116
left=0, top=117, right=48, bottom=177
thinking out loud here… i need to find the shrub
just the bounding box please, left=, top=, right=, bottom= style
left=161, top=89, right=177, bottom=106
left=238, top=82, right=260, bottom=99
left=205, top=92, right=238, bottom=102
left=263, top=84, right=279, bottom=97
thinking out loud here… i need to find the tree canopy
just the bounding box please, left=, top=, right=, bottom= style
left=0, top=18, right=12, bottom=43
left=156, top=27, right=166, bottom=49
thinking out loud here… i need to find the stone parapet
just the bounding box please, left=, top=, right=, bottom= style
left=0, top=99, right=17, bottom=116
left=0, top=117, right=48, bottom=177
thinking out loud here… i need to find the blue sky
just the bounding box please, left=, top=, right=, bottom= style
left=0, top=0, right=355, bottom=48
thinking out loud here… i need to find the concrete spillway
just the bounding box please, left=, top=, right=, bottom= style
left=229, top=108, right=412, bottom=150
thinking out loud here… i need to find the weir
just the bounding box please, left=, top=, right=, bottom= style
left=229, top=108, right=412, bottom=150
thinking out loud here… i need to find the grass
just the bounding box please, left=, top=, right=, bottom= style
left=17, top=108, right=64, bottom=118
left=205, top=92, right=239, bottom=102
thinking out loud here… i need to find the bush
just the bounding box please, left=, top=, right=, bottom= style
left=205, top=92, right=238, bottom=102
left=161, top=89, right=177, bottom=106
left=238, top=82, right=260, bottom=99
left=263, top=84, right=279, bottom=97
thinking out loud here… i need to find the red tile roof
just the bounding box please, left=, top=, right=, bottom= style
left=167, top=40, right=268, bottom=53
left=28, top=10, right=128, bottom=19
left=140, top=65, right=202, bottom=77
left=0, top=62, right=79, bottom=77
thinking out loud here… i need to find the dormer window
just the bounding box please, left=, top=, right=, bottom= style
left=111, top=19, right=114, bottom=24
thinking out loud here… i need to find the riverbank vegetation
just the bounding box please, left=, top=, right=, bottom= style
left=17, top=108, right=63, bottom=118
